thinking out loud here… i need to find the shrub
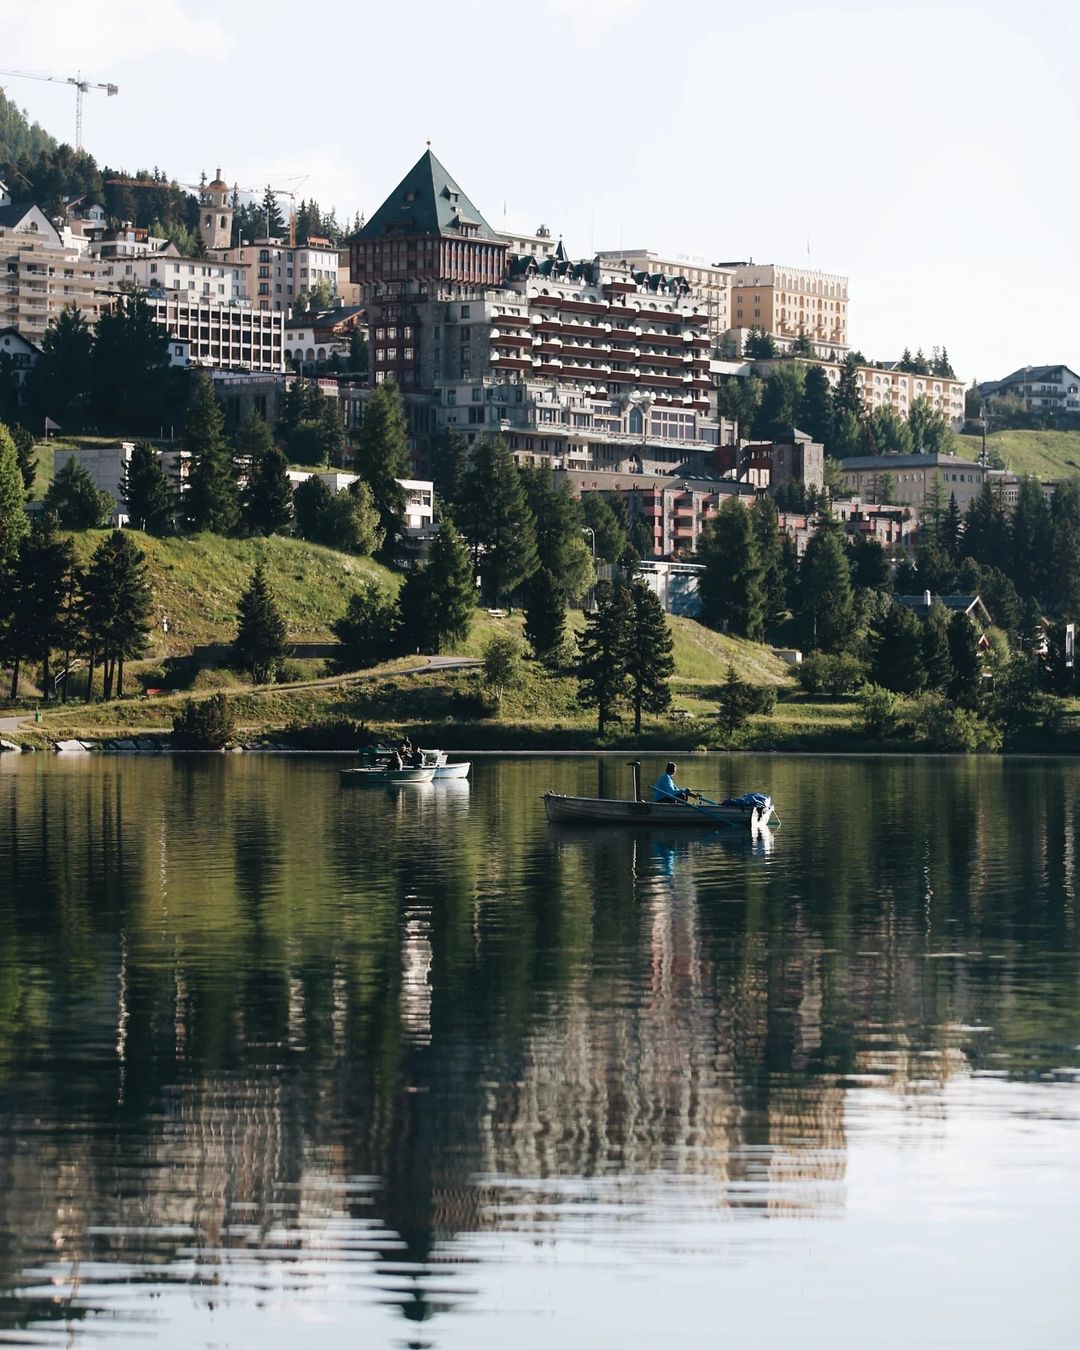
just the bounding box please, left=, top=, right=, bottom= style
left=190, top=666, right=244, bottom=691
left=171, top=693, right=236, bottom=750
left=797, top=651, right=868, bottom=697
left=858, top=684, right=901, bottom=739
left=279, top=717, right=372, bottom=750
left=912, top=693, right=1001, bottom=752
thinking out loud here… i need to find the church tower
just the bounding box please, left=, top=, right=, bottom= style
left=199, top=170, right=233, bottom=250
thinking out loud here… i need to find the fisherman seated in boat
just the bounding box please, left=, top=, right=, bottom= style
left=388, top=747, right=404, bottom=770
left=653, top=762, right=692, bottom=803
left=409, top=746, right=424, bottom=768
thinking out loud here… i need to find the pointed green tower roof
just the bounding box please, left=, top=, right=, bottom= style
left=359, top=149, right=502, bottom=242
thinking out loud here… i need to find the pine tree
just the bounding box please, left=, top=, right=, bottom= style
left=524, top=566, right=566, bottom=666
left=962, top=482, right=1010, bottom=570
left=90, top=292, right=171, bottom=434
left=232, top=408, right=274, bottom=479
left=44, top=456, right=111, bottom=529
left=797, top=522, right=855, bottom=653
left=418, top=520, right=474, bottom=652
left=0, top=423, right=29, bottom=567
left=11, top=511, right=76, bottom=701
left=941, top=492, right=963, bottom=561
left=1010, top=476, right=1051, bottom=603
left=947, top=611, right=982, bottom=708
left=233, top=562, right=288, bottom=684
left=122, top=442, right=174, bottom=534
left=183, top=376, right=239, bottom=534
left=460, top=437, right=538, bottom=604
left=244, top=445, right=295, bottom=536
left=798, top=363, right=835, bottom=447
left=697, top=497, right=765, bottom=639
left=577, top=580, right=632, bottom=735
left=12, top=426, right=37, bottom=496
left=751, top=495, right=786, bottom=625
left=82, top=530, right=153, bottom=700
left=354, top=379, right=410, bottom=551
left=625, top=581, right=675, bottom=733
left=521, top=466, right=592, bottom=601
left=293, top=474, right=333, bottom=541
left=716, top=662, right=751, bottom=740
left=26, top=306, right=94, bottom=430
left=922, top=601, right=953, bottom=691
left=261, top=186, right=285, bottom=237
left=1052, top=518, right=1080, bottom=620
left=872, top=603, right=927, bottom=694
left=332, top=581, right=398, bottom=667
left=832, top=356, right=864, bottom=422
left=582, top=492, right=629, bottom=564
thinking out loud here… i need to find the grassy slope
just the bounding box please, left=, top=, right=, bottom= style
left=955, top=430, right=1080, bottom=481
left=68, top=530, right=399, bottom=656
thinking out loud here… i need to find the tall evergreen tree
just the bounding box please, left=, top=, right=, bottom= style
left=354, top=379, right=410, bottom=551
left=430, top=428, right=469, bottom=517
left=798, top=363, right=835, bottom=447
left=849, top=534, right=891, bottom=593
left=261, top=186, right=285, bottom=236
left=962, top=482, right=1010, bottom=570
left=90, top=292, right=171, bottom=434
left=523, top=566, right=566, bottom=666
left=941, top=492, right=963, bottom=561
left=582, top=492, right=629, bottom=564
left=0, top=423, right=29, bottom=566
left=82, top=530, right=153, bottom=700
left=1051, top=518, right=1080, bottom=620
left=1010, top=475, right=1052, bottom=603
left=11, top=511, right=75, bottom=701
left=921, top=601, right=953, bottom=691
left=521, top=466, right=592, bottom=601
left=832, top=356, right=864, bottom=423
left=26, top=306, right=94, bottom=431
left=459, top=437, right=538, bottom=604
left=797, top=522, right=855, bottom=652
left=576, top=580, right=632, bottom=735
left=417, top=519, right=474, bottom=652
left=625, top=581, right=675, bottom=734
left=750, top=495, right=786, bottom=626
left=122, top=443, right=174, bottom=534
left=183, top=376, right=239, bottom=534
left=872, top=602, right=927, bottom=694
left=752, top=362, right=805, bottom=437
left=697, top=497, right=764, bottom=639
left=232, top=408, right=275, bottom=479
left=12, top=426, right=37, bottom=497
left=244, top=445, right=295, bottom=537
left=332, top=581, right=398, bottom=667
left=44, top=456, right=111, bottom=529
left=947, top=611, right=982, bottom=709
left=233, top=562, right=288, bottom=683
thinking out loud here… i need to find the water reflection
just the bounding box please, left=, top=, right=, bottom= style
left=0, top=754, right=1078, bottom=1345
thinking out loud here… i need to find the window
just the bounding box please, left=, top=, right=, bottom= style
left=403, top=347, right=414, bottom=360
left=447, top=389, right=457, bottom=404
left=472, top=387, right=483, bottom=402
left=461, top=304, right=471, bottom=318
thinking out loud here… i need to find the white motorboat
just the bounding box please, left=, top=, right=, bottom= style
left=341, top=765, right=436, bottom=786
left=433, top=761, right=471, bottom=780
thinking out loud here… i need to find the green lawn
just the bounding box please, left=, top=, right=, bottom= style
left=955, top=430, right=1080, bottom=481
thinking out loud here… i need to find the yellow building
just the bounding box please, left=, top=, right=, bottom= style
left=728, top=261, right=849, bottom=360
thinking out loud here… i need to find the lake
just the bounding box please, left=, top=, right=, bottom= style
left=1, top=752, right=1078, bottom=1348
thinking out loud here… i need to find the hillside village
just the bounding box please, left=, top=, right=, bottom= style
left=2, top=90, right=1080, bottom=753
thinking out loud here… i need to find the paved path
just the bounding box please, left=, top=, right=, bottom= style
left=0, top=714, right=27, bottom=734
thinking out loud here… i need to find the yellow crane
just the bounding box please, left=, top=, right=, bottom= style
left=0, top=67, right=118, bottom=152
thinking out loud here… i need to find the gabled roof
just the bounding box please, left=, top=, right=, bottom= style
left=981, top=364, right=1080, bottom=393
left=0, top=326, right=42, bottom=353
left=358, top=149, right=502, bottom=242
left=895, top=593, right=992, bottom=623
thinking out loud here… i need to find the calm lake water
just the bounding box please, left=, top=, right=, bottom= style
left=1, top=752, right=1079, bottom=1348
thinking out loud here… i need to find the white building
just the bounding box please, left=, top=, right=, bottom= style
left=979, top=365, right=1080, bottom=417
left=145, top=295, right=284, bottom=373
left=212, top=237, right=341, bottom=312
left=53, top=442, right=190, bottom=520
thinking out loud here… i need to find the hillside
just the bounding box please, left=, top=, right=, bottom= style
left=955, top=429, right=1080, bottom=481
left=69, top=531, right=399, bottom=657
left=0, top=88, right=58, bottom=166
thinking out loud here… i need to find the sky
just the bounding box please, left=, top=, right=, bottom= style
left=3, top=0, right=1078, bottom=384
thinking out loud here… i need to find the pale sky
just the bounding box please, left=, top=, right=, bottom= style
left=4, top=0, right=1078, bottom=384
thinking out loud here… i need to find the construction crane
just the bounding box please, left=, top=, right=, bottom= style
left=0, top=68, right=118, bottom=152
left=232, top=177, right=309, bottom=247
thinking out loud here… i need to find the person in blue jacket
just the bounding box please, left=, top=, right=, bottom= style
left=653, top=762, right=692, bottom=803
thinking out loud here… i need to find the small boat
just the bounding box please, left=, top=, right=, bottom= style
left=433, top=761, right=471, bottom=780
left=341, top=765, right=436, bottom=786
left=542, top=762, right=777, bottom=831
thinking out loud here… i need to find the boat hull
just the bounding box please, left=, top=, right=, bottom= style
left=433, top=761, right=471, bottom=780
left=543, top=792, right=770, bottom=828
left=341, top=767, right=436, bottom=786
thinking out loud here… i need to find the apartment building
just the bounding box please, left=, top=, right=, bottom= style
left=979, top=365, right=1080, bottom=417
left=1, top=194, right=109, bottom=341
left=727, top=262, right=849, bottom=361
left=213, top=237, right=340, bottom=311
left=745, top=355, right=966, bottom=429
left=838, top=452, right=985, bottom=510
left=99, top=250, right=249, bottom=304
left=595, top=249, right=733, bottom=345
left=53, top=442, right=190, bottom=519
left=146, top=295, right=284, bottom=373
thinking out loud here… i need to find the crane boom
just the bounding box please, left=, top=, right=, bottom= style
left=0, top=67, right=118, bottom=151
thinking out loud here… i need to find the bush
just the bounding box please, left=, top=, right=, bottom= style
left=190, top=666, right=244, bottom=692
left=279, top=717, right=372, bottom=750
left=797, top=651, right=868, bottom=697
left=172, top=693, right=236, bottom=749
left=858, top=684, right=901, bottom=739
left=912, top=693, right=1001, bottom=752
left=742, top=684, right=777, bottom=715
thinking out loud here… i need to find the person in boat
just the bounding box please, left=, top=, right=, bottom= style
left=653, top=762, right=692, bottom=803
left=409, top=745, right=424, bottom=768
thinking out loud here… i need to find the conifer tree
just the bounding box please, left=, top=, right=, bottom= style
left=460, top=437, right=538, bottom=603
left=797, top=521, right=855, bottom=652
left=576, top=580, right=632, bottom=735
left=922, top=601, right=953, bottom=691
left=582, top=492, right=629, bottom=564
left=233, top=562, right=288, bottom=684
left=44, top=456, right=111, bottom=529
left=13, top=426, right=37, bottom=496
left=521, top=466, right=592, bottom=601
left=524, top=566, right=566, bottom=666
left=416, top=519, right=474, bottom=652
left=697, top=497, right=765, bottom=639
left=332, top=581, right=398, bottom=667
left=122, top=442, right=174, bottom=534
left=798, top=363, right=835, bottom=448
left=0, top=423, right=29, bottom=567
left=11, top=511, right=76, bottom=701
left=872, top=602, right=927, bottom=694
left=1010, top=476, right=1051, bottom=603
left=261, top=186, right=285, bottom=236
left=947, top=610, right=982, bottom=709
left=232, top=408, right=274, bottom=479
left=26, top=306, right=94, bottom=430
left=941, top=492, right=963, bottom=561
left=751, top=495, right=786, bottom=626
left=962, top=482, right=1010, bottom=571
left=625, top=581, right=675, bottom=733
left=183, top=377, right=239, bottom=534
left=82, top=530, right=153, bottom=700
left=354, top=379, right=409, bottom=551
left=244, top=445, right=295, bottom=536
